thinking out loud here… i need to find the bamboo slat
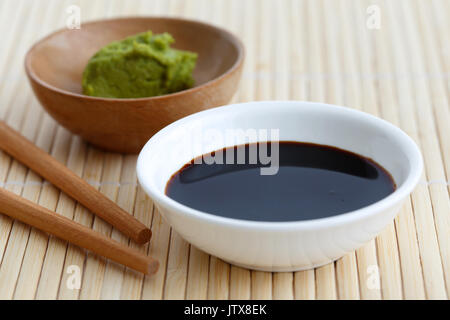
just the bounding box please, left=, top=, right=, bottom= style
left=0, top=0, right=448, bottom=300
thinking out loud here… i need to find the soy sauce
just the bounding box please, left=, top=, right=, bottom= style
left=165, top=142, right=396, bottom=222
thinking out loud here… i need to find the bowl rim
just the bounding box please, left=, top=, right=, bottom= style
left=24, top=15, right=245, bottom=102
left=137, top=101, right=424, bottom=231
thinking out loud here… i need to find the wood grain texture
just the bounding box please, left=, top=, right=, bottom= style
left=0, top=120, right=152, bottom=244
left=0, top=187, right=158, bottom=276
left=0, top=0, right=448, bottom=300
left=25, top=15, right=244, bottom=153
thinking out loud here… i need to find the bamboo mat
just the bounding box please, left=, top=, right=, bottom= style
left=0, top=0, right=448, bottom=300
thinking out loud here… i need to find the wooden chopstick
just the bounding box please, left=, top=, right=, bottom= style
left=0, top=187, right=159, bottom=275
left=0, top=120, right=151, bottom=244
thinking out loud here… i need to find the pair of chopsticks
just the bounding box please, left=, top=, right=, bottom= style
left=0, top=121, right=158, bottom=275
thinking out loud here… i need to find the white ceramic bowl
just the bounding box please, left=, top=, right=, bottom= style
left=137, top=101, right=422, bottom=271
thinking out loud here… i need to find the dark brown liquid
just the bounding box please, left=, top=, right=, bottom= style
left=165, top=142, right=396, bottom=222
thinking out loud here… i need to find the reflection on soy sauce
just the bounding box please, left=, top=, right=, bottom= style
left=166, top=142, right=396, bottom=222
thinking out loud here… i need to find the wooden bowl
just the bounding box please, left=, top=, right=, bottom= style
left=25, top=17, right=244, bottom=153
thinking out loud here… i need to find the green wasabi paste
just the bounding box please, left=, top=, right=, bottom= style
left=82, top=31, right=197, bottom=98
